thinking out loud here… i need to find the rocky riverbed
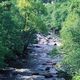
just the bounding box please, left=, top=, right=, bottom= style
left=0, top=34, right=65, bottom=80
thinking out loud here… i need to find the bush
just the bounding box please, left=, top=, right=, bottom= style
left=50, top=47, right=60, bottom=57
left=0, top=0, right=49, bottom=68
left=72, top=74, right=80, bottom=80
left=61, top=11, right=80, bottom=74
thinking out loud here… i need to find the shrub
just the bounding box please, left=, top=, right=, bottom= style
left=61, top=11, right=80, bottom=74
left=72, top=74, right=80, bottom=80
left=50, top=47, right=60, bottom=57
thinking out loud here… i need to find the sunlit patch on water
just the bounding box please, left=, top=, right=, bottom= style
left=15, top=69, right=31, bottom=73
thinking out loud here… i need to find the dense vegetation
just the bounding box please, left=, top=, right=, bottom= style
left=0, top=0, right=80, bottom=79
left=53, top=0, right=80, bottom=79
left=45, top=0, right=80, bottom=79
left=0, top=0, right=49, bottom=68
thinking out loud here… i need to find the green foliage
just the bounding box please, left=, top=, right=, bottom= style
left=72, top=74, right=80, bottom=80
left=72, top=72, right=80, bottom=80
left=43, top=0, right=80, bottom=79
left=45, top=0, right=80, bottom=30
left=50, top=47, right=60, bottom=57
left=44, top=1, right=69, bottom=31
left=0, top=0, right=24, bottom=68
left=61, top=7, right=80, bottom=74
left=0, top=0, right=49, bottom=68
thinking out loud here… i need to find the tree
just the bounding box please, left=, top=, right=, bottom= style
left=60, top=1, right=80, bottom=78
left=0, top=0, right=49, bottom=68
left=53, top=0, right=80, bottom=78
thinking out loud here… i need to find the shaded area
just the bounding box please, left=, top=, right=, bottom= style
left=0, top=34, right=65, bottom=80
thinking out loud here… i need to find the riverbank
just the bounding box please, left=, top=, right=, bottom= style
left=0, top=34, right=66, bottom=80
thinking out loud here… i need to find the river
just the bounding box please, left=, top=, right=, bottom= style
left=0, top=34, right=64, bottom=80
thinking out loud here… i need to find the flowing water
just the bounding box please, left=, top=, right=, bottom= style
left=0, top=34, right=64, bottom=80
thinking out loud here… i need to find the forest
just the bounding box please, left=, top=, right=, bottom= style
left=0, top=0, right=80, bottom=80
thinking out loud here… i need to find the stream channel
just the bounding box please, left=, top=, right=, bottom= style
left=0, top=34, right=64, bottom=80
